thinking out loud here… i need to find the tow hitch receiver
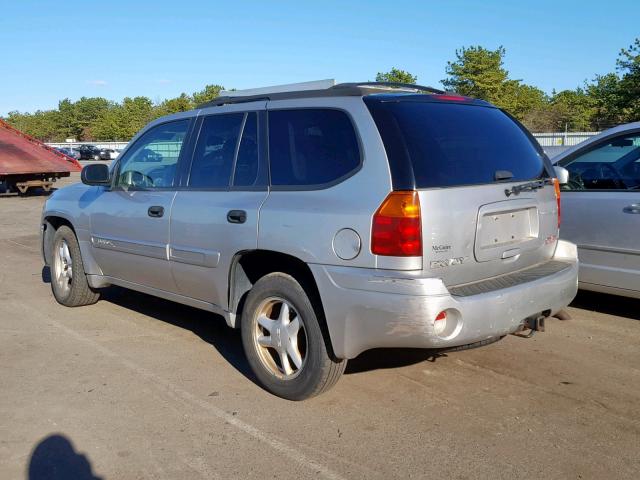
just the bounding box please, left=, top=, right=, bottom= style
left=513, top=314, right=547, bottom=338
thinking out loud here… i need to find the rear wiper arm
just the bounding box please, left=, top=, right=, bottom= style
left=504, top=179, right=546, bottom=197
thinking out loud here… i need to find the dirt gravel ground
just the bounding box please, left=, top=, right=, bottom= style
left=1, top=172, right=639, bottom=479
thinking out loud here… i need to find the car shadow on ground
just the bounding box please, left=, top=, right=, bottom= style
left=345, top=348, right=446, bottom=374
left=41, top=267, right=458, bottom=378
left=570, top=290, right=640, bottom=321
left=100, top=286, right=260, bottom=382
left=41, top=266, right=257, bottom=383
left=28, top=434, right=102, bottom=480
left=101, top=286, right=443, bottom=377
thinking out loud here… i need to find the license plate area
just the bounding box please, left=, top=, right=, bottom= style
left=475, top=201, right=540, bottom=262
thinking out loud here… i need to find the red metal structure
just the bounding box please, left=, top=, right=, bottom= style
left=0, top=119, right=82, bottom=195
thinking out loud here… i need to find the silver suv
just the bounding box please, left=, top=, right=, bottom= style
left=41, top=81, right=579, bottom=400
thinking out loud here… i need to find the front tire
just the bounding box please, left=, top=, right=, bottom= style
left=241, top=273, right=346, bottom=400
left=50, top=225, right=100, bottom=307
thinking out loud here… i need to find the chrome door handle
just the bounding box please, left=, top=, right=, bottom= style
left=623, top=204, right=640, bottom=214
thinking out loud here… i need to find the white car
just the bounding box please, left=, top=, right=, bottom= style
left=98, top=148, right=120, bottom=160
left=552, top=122, right=640, bottom=299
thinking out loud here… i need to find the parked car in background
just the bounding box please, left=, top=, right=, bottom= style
left=54, top=147, right=80, bottom=159
left=41, top=81, right=578, bottom=400
left=98, top=148, right=119, bottom=160
left=76, top=145, right=101, bottom=160
left=553, top=122, right=640, bottom=299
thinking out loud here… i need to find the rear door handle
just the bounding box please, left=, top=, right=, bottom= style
left=623, top=203, right=640, bottom=214
left=227, top=210, right=247, bottom=224
left=148, top=206, right=164, bottom=218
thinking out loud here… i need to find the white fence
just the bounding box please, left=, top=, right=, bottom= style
left=531, top=132, right=599, bottom=147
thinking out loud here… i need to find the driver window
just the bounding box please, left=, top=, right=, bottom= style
left=562, top=133, right=640, bottom=191
left=115, top=119, right=190, bottom=189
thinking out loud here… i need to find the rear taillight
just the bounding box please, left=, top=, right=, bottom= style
left=553, top=178, right=561, bottom=228
left=371, top=191, right=422, bottom=256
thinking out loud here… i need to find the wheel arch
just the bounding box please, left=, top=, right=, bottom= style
left=228, top=249, right=339, bottom=360
left=42, top=213, right=102, bottom=276
left=42, top=215, right=76, bottom=266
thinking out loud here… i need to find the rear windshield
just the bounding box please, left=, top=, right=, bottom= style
left=365, top=98, right=546, bottom=189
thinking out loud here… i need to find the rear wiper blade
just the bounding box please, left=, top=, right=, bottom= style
left=504, top=179, right=546, bottom=197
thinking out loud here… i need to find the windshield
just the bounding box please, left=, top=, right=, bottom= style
left=365, top=98, right=547, bottom=189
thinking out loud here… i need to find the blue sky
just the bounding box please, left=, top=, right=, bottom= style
left=1, top=0, right=637, bottom=115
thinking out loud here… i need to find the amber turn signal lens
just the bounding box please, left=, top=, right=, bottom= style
left=553, top=178, right=561, bottom=228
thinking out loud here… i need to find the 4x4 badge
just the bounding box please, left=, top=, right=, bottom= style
left=430, top=257, right=466, bottom=269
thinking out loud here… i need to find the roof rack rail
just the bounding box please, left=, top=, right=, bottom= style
left=332, top=82, right=445, bottom=95
left=197, top=80, right=447, bottom=108
left=219, top=79, right=336, bottom=98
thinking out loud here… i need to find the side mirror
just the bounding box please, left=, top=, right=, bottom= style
left=81, top=163, right=111, bottom=186
left=554, top=166, right=569, bottom=185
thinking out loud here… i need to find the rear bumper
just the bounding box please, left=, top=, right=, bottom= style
left=311, top=240, right=579, bottom=359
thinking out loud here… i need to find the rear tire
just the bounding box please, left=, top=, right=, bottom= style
left=50, top=225, right=100, bottom=307
left=241, top=273, right=346, bottom=400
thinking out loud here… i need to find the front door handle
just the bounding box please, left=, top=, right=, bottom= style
left=623, top=203, right=640, bottom=214
left=227, top=210, right=247, bottom=224
left=148, top=206, right=164, bottom=218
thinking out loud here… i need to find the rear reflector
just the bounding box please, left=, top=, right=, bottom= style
left=553, top=178, right=561, bottom=228
left=434, top=311, right=447, bottom=335
left=371, top=191, right=422, bottom=256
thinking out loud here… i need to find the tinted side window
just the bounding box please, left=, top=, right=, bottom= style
left=189, top=113, right=244, bottom=188
left=233, top=112, right=259, bottom=187
left=268, top=109, right=360, bottom=187
left=116, top=119, right=190, bottom=189
left=560, top=134, right=640, bottom=191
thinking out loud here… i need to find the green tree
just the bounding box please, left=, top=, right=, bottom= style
left=4, top=111, right=30, bottom=134
left=52, top=97, right=111, bottom=141
left=442, top=45, right=550, bottom=123
left=4, top=110, right=60, bottom=141
left=616, top=38, right=640, bottom=121
left=120, top=96, right=155, bottom=139
left=549, top=89, right=594, bottom=131
left=192, top=84, right=225, bottom=105
left=155, top=93, right=194, bottom=116
left=587, top=73, right=623, bottom=129
left=442, top=46, right=508, bottom=101
left=93, top=96, right=155, bottom=140
left=500, top=81, right=548, bottom=120
left=73, top=97, right=112, bottom=140
left=93, top=106, right=127, bottom=141
left=375, top=68, right=417, bottom=84
left=56, top=99, right=78, bottom=140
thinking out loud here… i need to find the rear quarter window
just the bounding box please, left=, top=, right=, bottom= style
left=268, top=109, right=361, bottom=188
left=365, top=98, right=546, bottom=189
